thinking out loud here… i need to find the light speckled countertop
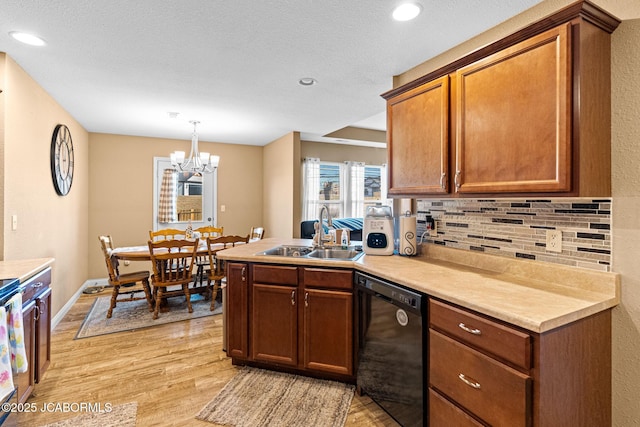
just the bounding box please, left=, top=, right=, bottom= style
left=0, top=258, right=54, bottom=282
left=218, top=238, right=619, bottom=333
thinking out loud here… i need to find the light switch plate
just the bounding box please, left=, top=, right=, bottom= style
left=11, top=215, right=17, bottom=231
left=546, top=230, right=562, bottom=253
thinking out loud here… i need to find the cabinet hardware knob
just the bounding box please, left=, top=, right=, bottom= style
left=458, top=373, right=481, bottom=389
left=440, top=172, right=446, bottom=189
left=305, top=292, right=309, bottom=307
left=241, top=267, right=246, bottom=282
left=458, top=322, right=481, bottom=335
left=454, top=170, right=461, bottom=191
left=291, top=290, right=296, bottom=306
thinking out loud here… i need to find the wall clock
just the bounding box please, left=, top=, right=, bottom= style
left=50, top=124, right=74, bottom=196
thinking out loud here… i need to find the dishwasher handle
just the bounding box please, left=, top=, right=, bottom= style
left=356, top=272, right=422, bottom=312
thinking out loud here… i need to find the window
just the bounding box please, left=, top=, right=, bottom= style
left=302, top=158, right=389, bottom=220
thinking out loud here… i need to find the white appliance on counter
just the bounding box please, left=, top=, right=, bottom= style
left=363, top=205, right=394, bottom=255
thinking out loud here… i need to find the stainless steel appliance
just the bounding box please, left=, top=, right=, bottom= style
left=355, top=272, right=425, bottom=427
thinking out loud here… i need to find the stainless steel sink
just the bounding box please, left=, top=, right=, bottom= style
left=307, top=248, right=364, bottom=261
left=256, top=245, right=363, bottom=261
left=257, top=245, right=314, bottom=257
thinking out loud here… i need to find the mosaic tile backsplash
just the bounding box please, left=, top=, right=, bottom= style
left=416, top=198, right=612, bottom=271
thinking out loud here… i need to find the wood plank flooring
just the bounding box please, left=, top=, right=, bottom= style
left=16, top=293, right=398, bottom=426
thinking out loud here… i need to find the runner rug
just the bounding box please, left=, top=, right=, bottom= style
left=40, top=402, right=137, bottom=427
left=75, top=293, right=221, bottom=339
left=197, top=367, right=355, bottom=427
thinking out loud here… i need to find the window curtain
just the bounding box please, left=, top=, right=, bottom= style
left=158, top=168, right=178, bottom=223
left=343, top=161, right=365, bottom=218
left=302, top=158, right=321, bottom=221
left=380, top=163, right=389, bottom=203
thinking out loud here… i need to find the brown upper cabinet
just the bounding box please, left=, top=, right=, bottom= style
left=383, top=0, right=620, bottom=197
left=387, top=76, right=450, bottom=196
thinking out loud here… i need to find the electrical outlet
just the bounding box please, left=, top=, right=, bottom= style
left=546, top=230, right=562, bottom=253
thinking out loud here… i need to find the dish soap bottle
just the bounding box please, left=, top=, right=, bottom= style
left=341, top=228, right=349, bottom=249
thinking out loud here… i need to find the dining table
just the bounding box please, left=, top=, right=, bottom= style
left=110, top=239, right=243, bottom=301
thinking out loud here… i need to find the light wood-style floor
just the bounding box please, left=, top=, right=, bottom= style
left=16, top=292, right=399, bottom=426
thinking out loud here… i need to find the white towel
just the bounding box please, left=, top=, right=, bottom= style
left=7, top=294, right=28, bottom=374
left=0, top=307, right=15, bottom=402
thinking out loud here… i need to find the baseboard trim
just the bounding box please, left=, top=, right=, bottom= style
left=52, top=278, right=109, bottom=330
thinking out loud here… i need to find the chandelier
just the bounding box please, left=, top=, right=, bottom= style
left=170, top=120, right=220, bottom=173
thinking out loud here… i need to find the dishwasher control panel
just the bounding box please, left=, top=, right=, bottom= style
left=355, top=272, right=422, bottom=312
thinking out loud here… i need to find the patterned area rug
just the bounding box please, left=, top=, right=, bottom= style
left=40, top=402, right=137, bottom=427
left=197, top=367, right=355, bottom=427
left=75, top=293, right=221, bottom=339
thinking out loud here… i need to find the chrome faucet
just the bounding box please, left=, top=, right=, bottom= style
left=317, top=204, right=333, bottom=247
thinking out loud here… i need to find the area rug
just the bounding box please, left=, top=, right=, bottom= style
left=75, top=293, right=221, bottom=339
left=40, top=402, right=137, bottom=427
left=197, top=367, right=355, bottom=427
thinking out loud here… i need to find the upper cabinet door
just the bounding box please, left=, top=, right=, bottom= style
left=387, top=75, right=450, bottom=196
left=455, top=23, right=572, bottom=194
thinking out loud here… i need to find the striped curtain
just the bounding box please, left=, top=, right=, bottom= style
left=158, top=168, right=178, bottom=223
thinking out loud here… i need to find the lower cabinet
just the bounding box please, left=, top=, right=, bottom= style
left=227, top=262, right=354, bottom=379
left=303, top=283, right=353, bottom=376
left=252, top=282, right=298, bottom=366
left=16, top=267, right=52, bottom=403
left=226, top=262, right=249, bottom=359
left=428, top=298, right=612, bottom=427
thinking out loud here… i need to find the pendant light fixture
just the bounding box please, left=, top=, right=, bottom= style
left=170, top=120, right=220, bottom=173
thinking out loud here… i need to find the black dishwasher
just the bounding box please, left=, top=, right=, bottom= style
left=355, top=272, right=426, bottom=427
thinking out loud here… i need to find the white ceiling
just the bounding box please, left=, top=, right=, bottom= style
left=0, top=0, right=543, bottom=146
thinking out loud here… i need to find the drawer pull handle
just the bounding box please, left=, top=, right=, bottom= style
left=458, top=322, right=481, bottom=335
left=33, top=282, right=44, bottom=288
left=291, top=290, right=296, bottom=306
left=458, top=373, right=481, bottom=389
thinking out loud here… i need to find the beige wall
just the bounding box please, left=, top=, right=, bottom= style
left=611, top=17, right=640, bottom=427
left=1, top=54, right=89, bottom=318
left=301, top=140, right=387, bottom=165
left=262, top=131, right=300, bottom=238
left=88, top=133, right=263, bottom=278
left=391, top=1, right=640, bottom=425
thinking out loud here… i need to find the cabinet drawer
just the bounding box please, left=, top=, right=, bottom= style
left=303, top=268, right=352, bottom=290
left=252, top=264, right=298, bottom=285
left=429, top=388, right=484, bottom=427
left=430, top=330, right=531, bottom=427
left=21, top=267, right=52, bottom=305
left=429, top=299, right=531, bottom=370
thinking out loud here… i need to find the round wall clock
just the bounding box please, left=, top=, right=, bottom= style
left=50, top=124, right=74, bottom=196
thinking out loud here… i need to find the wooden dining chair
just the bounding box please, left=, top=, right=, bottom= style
left=194, top=225, right=224, bottom=238
left=249, top=226, right=265, bottom=241
left=149, top=228, right=186, bottom=242
left=193, top=226, right=224, bottom=285
left=148, top=238, right=199, bottom=319
left=205, top=235, right=250, bottom=311
left=98, top=235, right=154, bottom=318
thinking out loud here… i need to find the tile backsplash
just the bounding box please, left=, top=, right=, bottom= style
left=415, top=198, right=611, bottom=271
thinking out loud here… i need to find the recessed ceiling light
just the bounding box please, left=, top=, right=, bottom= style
left=298, top=77, right=317, bottom=86
left=392, top=3, right=422, bottom=21
left=9, top=31, right=46, bottom=46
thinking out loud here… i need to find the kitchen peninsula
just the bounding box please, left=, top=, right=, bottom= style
left=218, top=238, right=619, bottom=426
